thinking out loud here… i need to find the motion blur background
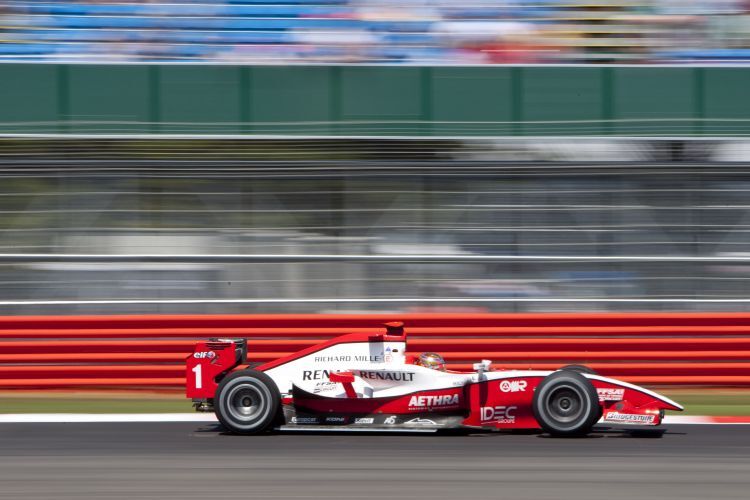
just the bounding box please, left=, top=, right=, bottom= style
left=3, top=9, right=750, bottom=499
left=2, top=0, right=750, bottom=63
left=1, top=1, right=750, bottom=316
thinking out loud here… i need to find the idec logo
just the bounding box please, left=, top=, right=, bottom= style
left=499, top=380, right=527, bottom=393
left=193, top=351, right=216, bottom=359
left=408, top=394, right=460, bottom=410
left=480, top=405, right=517, bottom=424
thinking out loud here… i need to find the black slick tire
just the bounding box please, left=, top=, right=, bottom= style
left=559, top=365, right=602, bottom=422
left=532, top=370, right=600, bottom=437
left=214, top=369, right=280, bottom=435
left=560, top=364, right=598, bottom=375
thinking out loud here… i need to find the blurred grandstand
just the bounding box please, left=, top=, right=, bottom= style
left=1, top=0, right=750, bottom=64
left=1, top=137, right=750, bottom=315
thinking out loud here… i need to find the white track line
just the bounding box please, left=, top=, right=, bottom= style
left=0, top=413, right=218, bottom=423
left=0, top=413, right=748, bottom=424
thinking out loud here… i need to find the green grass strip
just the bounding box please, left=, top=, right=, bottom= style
left=0, top=398, right=192, bottom=414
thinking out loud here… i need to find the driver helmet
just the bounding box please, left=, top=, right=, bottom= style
left=418, top=352, right=446, bottom=372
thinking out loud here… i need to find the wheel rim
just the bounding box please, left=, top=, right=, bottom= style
left=226, top=383, right=265, bottom=422
left=546, top=385, right=584, bottom=423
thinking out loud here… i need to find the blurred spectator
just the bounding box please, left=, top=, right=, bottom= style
left=1, top=0, right=750, bottom=63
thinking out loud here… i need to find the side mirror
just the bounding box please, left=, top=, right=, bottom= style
left=473, top=359, right=492, bottom=380
left=473, top=359, right=492, bottom=375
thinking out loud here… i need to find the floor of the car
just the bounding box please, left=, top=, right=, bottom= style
left=276, top=425, right=438, bottom=433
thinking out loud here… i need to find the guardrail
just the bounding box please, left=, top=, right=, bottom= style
left=2, top=65, right=750, bottom=138
left=2, top=312, right=750, bottom=389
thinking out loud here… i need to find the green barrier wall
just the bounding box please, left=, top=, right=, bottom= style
left=1, top=64, right=749, bottom=136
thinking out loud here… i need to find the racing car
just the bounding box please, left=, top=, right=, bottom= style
left=186, top=322, right=683, bottom=435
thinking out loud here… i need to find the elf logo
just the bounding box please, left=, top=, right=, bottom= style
left=499, top=380, right=527, bottom=393
left=480, top=405, right=517, bottom=424
left=193, top=351, right=216, bottom=359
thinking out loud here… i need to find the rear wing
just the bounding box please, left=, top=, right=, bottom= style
left=186, top=338, right=246, bottom=400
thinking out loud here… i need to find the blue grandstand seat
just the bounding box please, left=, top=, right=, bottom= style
left=0, top=43, right=57, bottom=55
left=2, top=0, right=749, bottom=63
left=657, top=49, right=750, bottom=60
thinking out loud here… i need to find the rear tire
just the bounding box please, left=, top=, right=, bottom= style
left=532, top=370, right=600, bottom=437
left=215, top=370, right=280, bottom=435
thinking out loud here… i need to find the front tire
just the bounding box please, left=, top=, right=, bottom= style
left=532, top=370, right=600, bottom=437
left=215, top=370, right=280, bottom=435
left=560, top=364, right=598, bottom=375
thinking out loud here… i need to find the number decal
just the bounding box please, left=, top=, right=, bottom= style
left=192, top=364, right=202, bottom=389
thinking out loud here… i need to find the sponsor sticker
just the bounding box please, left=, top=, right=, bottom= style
left=408, top=394, right=460, bottom=410
left=193, top=351, right=216, bottom=359
left=291, top=416, right=320, bottom=424
left=604, top=411, right=655, bottom=424
left=597, top=388, right=625, bottom=402
left=385, top=346, right=393, bottom=363
left=384, top=416, right=398, bottom=425
left=302, top=369, right=335, bottom=381
left=324, top=416, right=347, bottom=424
left=499, top=380, right=527, bottom=393
left=405, top=417, right=441, bottom=426
left=313, top=353, right=384, bottom=363
left=313, top=381, right=339, bottom=394
left=480, top=405, right=517, bottom=424
left=303, top=369, right=415, bottom=382
left=354, top=417, right=374, bottom=425
left=359, top=371, right=415, bottom=382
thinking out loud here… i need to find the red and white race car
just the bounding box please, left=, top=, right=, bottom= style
left=186, top=322, right=683, bottom=435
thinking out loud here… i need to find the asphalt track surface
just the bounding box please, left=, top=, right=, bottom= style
left=1, top=423, right=749, bottom=500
